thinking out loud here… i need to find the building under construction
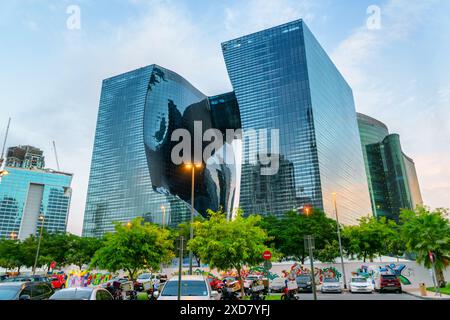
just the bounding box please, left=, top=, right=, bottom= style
left=6, top=145, right=45, bottom=169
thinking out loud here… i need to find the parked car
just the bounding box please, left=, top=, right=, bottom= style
left=134, top=273, right=160, bottom=291
left=156, top=275, right=220, bottom=300
left=51, top=275, right=66, bottom=290
left=209, top=278, right=224, bottom=291
left=0, top=275, right=9, bottom=282
left=376, top=274, right=402, bottom=293
left=49, top=287, right=114, bottom=300
left=269, top=277, right=286, bottom=293
left=2, top=275, right=50, bottom=283
left=243, top=275, right=263, bottom=292
left=0, top=281, right=54, bottom=300
left=349, top=277, right=374, bottom=293
left=321, top=278, right=342, bottom=293
left=296, top=275, right=313, bottom=293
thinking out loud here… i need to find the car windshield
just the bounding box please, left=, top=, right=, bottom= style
left=246, top=276, right=258, bottom=280
left=50, top=289, right=92, bottom=300
left=382, top=275, right=397, bottom=280
left=352, top=278, right=367, bottom=283
left=3, top=277, right=29, bottom=282
left=324, top=278, right=339, bottom=283
left=138, top=274, right=151, bottom=279
left=161, top=280, right=208, bottom=297
left=0, top=287, right=20, bottom=300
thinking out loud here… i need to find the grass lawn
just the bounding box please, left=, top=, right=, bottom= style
left=137, top=292, right=149, bottom=300
left=427, top=283, right=450, bottom=295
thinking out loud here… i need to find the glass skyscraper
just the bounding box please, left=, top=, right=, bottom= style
left=222, top=20, right=372, bottom=224
left=357, top=113, right=423, bottom=221
left=0, top=149, right=73, bottom=239
left=83, top=65, right=240, bottom=237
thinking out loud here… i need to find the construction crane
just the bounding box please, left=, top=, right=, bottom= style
left=0, top=117, right=11, bottom=169
left=52, top=140, right=61, bottom=171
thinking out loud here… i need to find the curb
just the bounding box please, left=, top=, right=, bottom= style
left=403, top=290, right=450, bottom=300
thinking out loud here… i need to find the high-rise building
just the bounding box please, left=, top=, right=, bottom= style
left=222, top=20, right=372, bottom=224
left=357, top=113, right=423, bottom=221
left=0, top=146, right=72, bottom=240
left=83, top=66, right=240, bottom=237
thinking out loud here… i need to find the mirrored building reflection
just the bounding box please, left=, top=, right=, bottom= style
left=83, top=66, right=241, bottom=237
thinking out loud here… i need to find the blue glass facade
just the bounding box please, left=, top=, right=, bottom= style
left=357, top=113, right=423, bottom=221
left=0, top=168, right=72, bottom=239
left=83, top=65, right=240, bottom=237
left=222, top=20, right=372, bottom=224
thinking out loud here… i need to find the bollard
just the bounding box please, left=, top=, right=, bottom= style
left=419, top=283, right=427, bottom=296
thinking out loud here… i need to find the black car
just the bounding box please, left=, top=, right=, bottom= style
left=0, top=281, right=54, bottom=300
left=0, top=275, right=9, bottom=282
left=2, top=275, right=51, bottom=283
left=296, top=275, right=313, bottom=293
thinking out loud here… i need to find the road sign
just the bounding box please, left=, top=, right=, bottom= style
left=262, top=250, right=272, bottom=260
left=263, top=260, right=272, bottom=270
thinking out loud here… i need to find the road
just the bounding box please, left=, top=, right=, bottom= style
left=294, top=292, right=421, bottom=300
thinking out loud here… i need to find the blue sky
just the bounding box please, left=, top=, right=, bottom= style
left=1, top=0, right=449, bottom=234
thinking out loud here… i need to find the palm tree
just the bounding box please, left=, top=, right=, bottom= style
left=400, top=207, right=450, bottom=287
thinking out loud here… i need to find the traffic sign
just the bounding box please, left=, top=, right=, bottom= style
left=263, top=260, right=272, bottom=270
left=263, top=250, right=272, bottom=260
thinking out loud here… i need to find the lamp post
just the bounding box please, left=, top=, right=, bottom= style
left=10, top=232, right=17, bottom=240
left=185, top=162, right=202, bottom=275
left=32, top=215, right=45, bottom=275
left=161, top=205, right=166, bottom=228
left=332, top=192, right=347, bottom=290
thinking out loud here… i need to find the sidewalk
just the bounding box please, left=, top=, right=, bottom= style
left=404, top=287, right=450, bottom=300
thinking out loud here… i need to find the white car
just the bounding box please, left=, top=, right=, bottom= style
left=321, top=278, right=342, bottom=293
left=349, top=277, right=374, bottom=293
left=243, top=275, right=263, bottom=290
left=49, top=287, right=114, bottom=300
left=269, top=277, right=286, bottom=293
left=156, top=275, right=220, bottom=300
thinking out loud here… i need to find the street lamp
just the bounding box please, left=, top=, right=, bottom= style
left=161, top=205, right=166, bottom=228
left=32, top=215, right=45, bottom=275
left=332, top=192, right=348, bottom=290
left=126, top=222, right=132, bottom=228
left=10, top=232, right=17, bottom=240
left=185, top=162, right=202, bottom=275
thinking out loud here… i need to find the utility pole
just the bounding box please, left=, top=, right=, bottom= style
left=33, top=215, right=45, bottom=275
left=429, top=251, right=441, bottom=297
left=305, top=235, right=317, bottom=300
left=333, top=193, right=348, bottom=290
left=178, top=236, right=184, bottom=301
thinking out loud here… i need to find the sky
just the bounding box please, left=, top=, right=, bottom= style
left=1, top=0, right=449, bottom=235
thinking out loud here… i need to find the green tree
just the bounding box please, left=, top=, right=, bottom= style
left=90, top=217, right=174, bottom=281
left=188, top=209, right=271, bottom=296
left=176, top=216, right=204, bottom=267
left=400, top=207, right=450, bottom=287
left=66, top=235, right=103, bottom=270
left=342, top=216, right=395, bottom=262
left=261, top=209, right=339, bottom=263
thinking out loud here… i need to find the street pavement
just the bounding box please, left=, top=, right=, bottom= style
left=294, top=292, right=421, bottom=300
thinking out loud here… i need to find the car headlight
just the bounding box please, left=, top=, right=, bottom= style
left=307, top=281, right=312, bottom=285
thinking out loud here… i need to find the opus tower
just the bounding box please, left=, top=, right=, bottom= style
left=83, top=65, right=240, bottom=237
left=222, top=20, right=372, bottom=224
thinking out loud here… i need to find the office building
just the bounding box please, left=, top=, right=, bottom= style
left=357, top=113, right=423, bottom=221
left=0, top=147, right=73, bottom=239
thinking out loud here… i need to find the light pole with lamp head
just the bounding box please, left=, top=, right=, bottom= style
left=32, top=215, right=45, bottom=275
left=184, top=162, right=202, bottom=275
left=161, top=205, right=166, bottom=228
left=332, top=192, right=348, bottom=290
